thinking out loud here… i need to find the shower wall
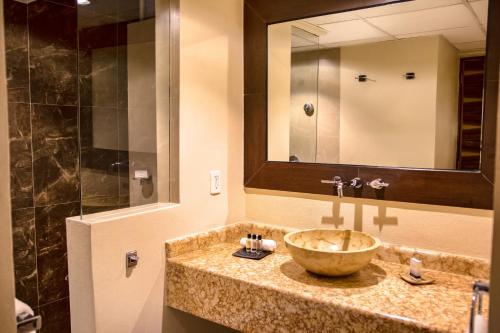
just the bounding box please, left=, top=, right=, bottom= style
left=290, top=47, right=341, bottom=163
left=78, top=0, right=159, bottom=214
left=78, top=6, right=133, bottom=215
left=5, top=0, right=78, bottom=331
left=4, top=0, right=161, bottom=331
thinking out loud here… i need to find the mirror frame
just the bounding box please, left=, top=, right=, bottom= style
left=244, top=0, right=500, bottom=209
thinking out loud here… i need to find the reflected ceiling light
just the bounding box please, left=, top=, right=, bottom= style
left=77, top=0, right=91, bottom=5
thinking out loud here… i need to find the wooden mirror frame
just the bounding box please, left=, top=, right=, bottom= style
left=244, top=0, right=500, bottom=209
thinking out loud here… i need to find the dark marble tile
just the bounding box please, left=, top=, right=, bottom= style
left=77, top=49, right=94, bottom=108
left=79, top=106, right=93, bottom=149
left=79, top=24, right=118, bottom=108
left=4, top=0, right=28, bottom=50
left=35, top=202, right=79, bottom=252
left=6, top=47, right=30, bottom=103
left=12, top=208, right=38, bottom=309
left=116, top=43, right=128, bottom=109
left=12, top=208, right=35, bottom=251
left=80, top=147, right=121, bottom=215
left=36, top=202, right=79, bottom=304
left=118, top=149, right=129, bottom=207
left=47, top=0, right=76, bottom=7
left=4, top=0, right=30, bottom=102
left=8, top=103, right=34, bottom=210
left=37, top=243, right=69, bottom=305
left=31, top=104, right=80, bottom=207
left=38, top=297, right=71, bottom=333
left=13, top=247, right=38, bottom=310
left=88, top=106, right=119, bottom=150
left=28, top=1, right=77, bottom=105
left=80, top=49, right=117, bottom=108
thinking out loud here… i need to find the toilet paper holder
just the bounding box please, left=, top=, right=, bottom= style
left=17, top=314, right=42, bottom=332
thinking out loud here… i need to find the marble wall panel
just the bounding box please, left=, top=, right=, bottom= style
left=8, top=102, right=33, bottom=209
left=28, top=1, right=77, bottom=105
left=31, top=104, right=80, bottom=207
left=4, top=0, right=29, bottom=103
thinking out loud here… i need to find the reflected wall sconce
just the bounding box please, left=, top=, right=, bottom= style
left=404, top=72, right=416, bottom=80
left=355, top=74, right=375, bottom=82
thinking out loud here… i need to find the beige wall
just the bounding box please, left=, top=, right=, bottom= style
left=434, top=36, right=459, bottom=169
left=316, top=48, right=341, bottom=163
left=340, top=36, right=444, bottom=168
left=245, top=189, right=493, bottom=259
left=67, top=0, right=244, bottom=332
left=267, top=23, right=291, bottom=161
left=0, top=0, right=16, bottom=330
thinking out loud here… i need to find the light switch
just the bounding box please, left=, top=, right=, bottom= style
left=210, top=170, right=221, bottom=195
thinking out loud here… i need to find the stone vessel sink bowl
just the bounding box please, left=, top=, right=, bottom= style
left=284, top=229, right=381, bottom=277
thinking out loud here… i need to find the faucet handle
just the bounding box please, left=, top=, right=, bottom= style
left=367, top=178, right=389, bottom=190
left=349, top=177, right=363, bottom=189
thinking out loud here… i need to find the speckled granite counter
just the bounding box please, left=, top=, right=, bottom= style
left=165, top=223, right=490, bottom=333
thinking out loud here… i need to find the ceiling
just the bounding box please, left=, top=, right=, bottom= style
left=292, top=0, right=488, bottom=52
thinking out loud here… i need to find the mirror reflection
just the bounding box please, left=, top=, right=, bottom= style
left=267, top=0, right=489, bottom=170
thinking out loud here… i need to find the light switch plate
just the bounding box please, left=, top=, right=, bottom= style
left=210, top=170, right=222, bottom=195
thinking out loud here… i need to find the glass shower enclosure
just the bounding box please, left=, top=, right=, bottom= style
left=77, top=0, right=176, bottom=216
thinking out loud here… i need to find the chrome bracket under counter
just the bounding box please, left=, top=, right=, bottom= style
left=469, top=280, right=490, bottom=333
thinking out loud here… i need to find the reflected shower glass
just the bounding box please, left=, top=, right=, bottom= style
left=290, top=27, right=319, bottom=163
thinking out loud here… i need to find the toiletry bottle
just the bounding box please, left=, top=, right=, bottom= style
left=251, top=234, right=257, bottom=253
left=257, top=235, right=262, bottom=253
left=410, top=257, right=422, bottom=279
left=245, top=234, right=252, bottom=253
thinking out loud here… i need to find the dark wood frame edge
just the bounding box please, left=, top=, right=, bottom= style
left=244, top=0, right=499, bottom=209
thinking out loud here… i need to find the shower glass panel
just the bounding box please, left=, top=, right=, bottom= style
left=78, top=0, right=171, bottom=215
left=289, top=27, right=319, bottom=163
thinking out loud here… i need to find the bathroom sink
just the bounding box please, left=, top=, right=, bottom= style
left=284, top=229, right=381, bottom=277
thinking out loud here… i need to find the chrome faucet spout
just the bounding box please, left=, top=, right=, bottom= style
left=337, top=183, right=343, bottom=198
left=321, top=176, right=345, bottom=198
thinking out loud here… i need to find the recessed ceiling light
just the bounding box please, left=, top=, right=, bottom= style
left=77, top=0, right=91, bottom=5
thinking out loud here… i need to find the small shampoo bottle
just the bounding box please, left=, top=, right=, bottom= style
left=245, top=234, right=252, bottom=253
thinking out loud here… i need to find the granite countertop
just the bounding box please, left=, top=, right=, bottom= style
left=165, top=222, right=489, bottom=333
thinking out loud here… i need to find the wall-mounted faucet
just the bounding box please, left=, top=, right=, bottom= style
left=321, top=177, right=363, bottom=198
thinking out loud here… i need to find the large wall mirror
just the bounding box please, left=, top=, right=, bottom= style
left=267, top=0, right=488, bottom=170
left=244, top=0, right=499, bottom=209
